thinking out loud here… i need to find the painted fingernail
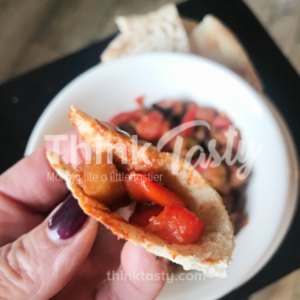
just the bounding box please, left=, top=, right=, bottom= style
left=48, top=194, right=88, bottom=240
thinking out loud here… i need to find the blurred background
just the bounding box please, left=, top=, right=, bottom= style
left=0, top=0, right=299, bottom=85
left=0, top=0, right=299, bottom=299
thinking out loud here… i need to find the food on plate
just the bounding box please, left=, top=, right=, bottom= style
left=101, top=4, right=262, bottom=92
left=124, top=171, right=186, bottom=207
left=146, top=204, right=205, bottom=245
left=47, top=106, right=235, bottom=278
left=112, top=99, right=249, bottom=235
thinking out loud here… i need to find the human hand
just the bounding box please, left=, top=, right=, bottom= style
left=0, top=131, right=166, bottom=300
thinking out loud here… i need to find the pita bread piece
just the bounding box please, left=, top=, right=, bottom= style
left=101, top=4, right=189, bottom=63
left=47, top=106, right=235, bottom=278
left=189, top=15, right=262, bottom=92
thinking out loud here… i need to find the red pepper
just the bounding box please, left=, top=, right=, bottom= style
left=110, top=110, right=144, bottom=126
left=181, top=105, right=197, bottom=137
left=146, top=204, right=205, bottom=245
left=212, top=115, right=232, bottom=128
left=195, top=107, right=217, bottom=124
left=129, top=204, right=164, bottom=227
left=124, top=171, right=186, bottom=207
left=136, top=95, right=144, bottom=107
left=135, top=110, right=169, bottom=140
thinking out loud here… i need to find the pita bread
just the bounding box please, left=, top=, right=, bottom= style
left=189, top=15, right=262, bottom=92
left=181, top=18, right=198, bottom=36
left=101, top=4, right=189, bottom=63
left=46, top=106, right=235, bottom=277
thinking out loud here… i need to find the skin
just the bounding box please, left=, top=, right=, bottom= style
left=0, top=130, right=166, bottom=300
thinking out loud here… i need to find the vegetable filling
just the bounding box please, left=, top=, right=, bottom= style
left=74, top=155, right=205, bottom=245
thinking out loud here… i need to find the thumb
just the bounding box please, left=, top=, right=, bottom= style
left=97, top=242, right=167, bottom=300
left=0, top=195, right=97, bottom=300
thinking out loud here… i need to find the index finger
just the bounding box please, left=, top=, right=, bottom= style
left=0, top=129, right=86, bottom=213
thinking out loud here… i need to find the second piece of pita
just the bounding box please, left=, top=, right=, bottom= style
left=101, top=4, right=189, bottom=63
left=189, top=15, right=262, bottom=92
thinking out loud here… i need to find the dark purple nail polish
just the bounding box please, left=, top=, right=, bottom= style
left=48, top=194, right=88, bottom=240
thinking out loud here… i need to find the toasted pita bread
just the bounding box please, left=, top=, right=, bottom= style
left=101, top=4, right=189, bottom=63
left=189, top=15, right=262, bottom=92
left=181, top=18, right=198, bottom=36
left=46, top=106, right=235, bottom=277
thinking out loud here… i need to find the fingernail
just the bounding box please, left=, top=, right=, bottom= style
left=156, top=256, right=168, bottom=272
left=48, top=194, right=88, bottom=240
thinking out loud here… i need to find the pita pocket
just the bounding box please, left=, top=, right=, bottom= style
left=189, top=15, right=262, bottom=92
left=46, top=106, right=235, bottom=278
left=101, top=4, right=189, bottom=63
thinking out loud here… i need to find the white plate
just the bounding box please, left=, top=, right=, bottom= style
left=25, top=53, right=299, bottom=300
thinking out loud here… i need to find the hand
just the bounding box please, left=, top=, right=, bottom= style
left=0, top=131, right=166, bottom=300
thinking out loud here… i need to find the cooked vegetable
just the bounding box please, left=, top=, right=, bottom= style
left=195, top=107, right=216, bottom=124
left=211, top=115, right=232, bottom=128
left=124, top=171, right=186, bottom=207
left=111, top=99, right=249, bottom=235
left=135, top=110, right=169, bottom=140
left=110, top=109, right=145, bottom=126
left=129, top=204, right=164, bottom=227
left=75, top=155, right=126, bottom=205
left=147, top=204, right=205, bottom=245
left=181, top=104, right=197, bottom=137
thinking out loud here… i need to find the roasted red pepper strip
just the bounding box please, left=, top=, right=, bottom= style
left=211, top=115, right=232, bottom=128
left=136, top=95, right=144, bottom=107
left=146, top=204, right=205, bottom=245
left=195, top=107, right=217, bottom=124
left=181, top=104, right=197, bottom=137
left=135, top=110, right=169, bottom=141
left=129, top=204, right=164, bottom=227
left=110, top=110, right=144, bottom=126
left=124, top=172, right=186, bottom=207
left=124, top=173, right=149, bottom=202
